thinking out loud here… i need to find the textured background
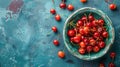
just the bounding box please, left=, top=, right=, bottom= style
left=0, top=0, right=120, bottom=67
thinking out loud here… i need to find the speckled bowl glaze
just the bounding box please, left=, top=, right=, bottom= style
left=63, top=7, right=115, bottom=60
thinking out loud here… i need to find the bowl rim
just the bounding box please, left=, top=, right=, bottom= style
left=63, top=7, right=115, bottom=61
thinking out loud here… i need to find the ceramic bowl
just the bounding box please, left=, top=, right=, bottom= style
left=63, top=7, right=115, bottom=60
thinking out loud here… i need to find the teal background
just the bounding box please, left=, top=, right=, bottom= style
left=0, top=0, right=120, bottom=67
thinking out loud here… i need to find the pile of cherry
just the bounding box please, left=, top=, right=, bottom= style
left=50, top=0, right=117, bottom=67
left=67, top=14, right=108, bottom=54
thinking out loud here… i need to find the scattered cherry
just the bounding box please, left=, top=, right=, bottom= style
left=58, top=51, right=65, bottom=58
left=109, top=4, right=117, bottom=10
left=99, top=63, right=105, bottom=67
left=55, top=14, right=61, bottom=21
left=52, top=26, right=57, bottom=32
left=67, top=30, right=75, bottom=37
left=53, top=40, right=59, bottom=46
left=59, top=2, right=66, bottom=9
left=50, top=8, right=56, bottom=14
left=78, top=48, right=86, bottom=54
left=108, top=62, right=115, bottom=67
left=80, top=0, right=87, bottom=3
left=67, top=4, right=74, bottom=11
left=110, top=52, right=116, bottom=59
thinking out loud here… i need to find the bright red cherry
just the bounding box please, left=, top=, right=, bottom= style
left=80, top=0, right=87, bottom=3
left=67, top=4, right=74, bottom=11
left=108, top=62, right=115, bottom=67
left=84, top=27, right=89, bottom=34
left=86, top=46, right=93, bottom=53
left=86, top=22, right=92, bottom=27
left=89, top=39, right=96, bottom=46
left=92, top=20, right=98, bottom=26
left=59, top=2, right=66, bottom=9
left=102, top=31, right=108, bottom=38
left=91, top=27, right=97, bottom=33
left=76, top=20, right=84, bottom=27
left=55, top=14, right=61, bottom=21
left=98, top=41, right=105, bottom=48
left=53, top=40, right=59, bottom=46
left=67, top=30, right=75, bottom=37
left=79, top=28, right=85, bottom=35
left=93, top=32, right=100, bottom=39
left=81, top=16, right=87, bottom=22
left=52, top=26, right=57, bottom=32
left=98, top=19, right=104, bottom=26
left=79, top=41, right=86, bottom=48
left=99, top=63, right=105, bottom=67
left=73, top=36, right=81, bottom=43
left=89, top=15, right=94, bottom=21
left=93, top=46, right=100, bottom=52
left=50, top=8, right=56, bottom=14
left=109, top=4, right=117, bottom=10
left=78, top=48, right=86, bottom=54
left=110, top=52, right=116, bottom=59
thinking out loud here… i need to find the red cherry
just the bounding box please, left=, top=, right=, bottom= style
left=53, top=40, right=59, bottom=46
left=98, top=41, right=105, bottom=48
left=102, top=31, right=108, bottom=38
left=93, top=46, right=100, bottom=52
left=78, top=48, right=86, bottom=54
left=79, top=28, right=85, bottom=35
left=93, top=32, right=100, bottom=39
left=52, top=26, right=57, bottom=32
left=109, top=4, right=117, bottom=10
left=81, top=36, right=85, bottom=40
left=92, top=20, right=98, bottom=26
left=70, top=37, right=74, bottom=42
left=108, top=62, right=115, bottom=67
left=55, top=14, right=61, bottom=21
left=91, top=27, right=97, bottom=33
left=86, top=22, right=92, bottom=27
left=59, top=2, right=66, bottom=9
left=76, top=20, right=84, bottom=27
left=89, top=15, right=94, bottom=22
left=98, top=27, right=103, bottom=33
left=98, top=19, right=104, bottom=26
left=99, top=63, right=105, bottom=67
left=86, top=46, right=93, bottom=53
left=73, top=36, right=81, bottom=43
left=79, top=41, right=86, bottom=48
left=67, top=4, right=74, bottom=11
left=89, top=39, right=96, bottom=46
left=83, top=38, right=89, bottom=45
left=84, top=27, right=89, bottom=34
left=58, top=51, right=65, bottom=58
left=110, top=52, right=116, bottom=59
left=81, top=16, right=87, bottom=22
left=67, top=30, right=75, bottom=37
left=50, top=8, right=56, bottom=14
left=80, top=0, right=87, bottom=3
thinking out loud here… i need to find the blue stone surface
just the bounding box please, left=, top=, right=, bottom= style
left=0, top=0, right=120, bottom=67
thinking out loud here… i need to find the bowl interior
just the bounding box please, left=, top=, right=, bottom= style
left=63, top=7, right=114, bottom=60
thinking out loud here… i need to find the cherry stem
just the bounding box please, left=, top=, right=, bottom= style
left=111, top=58, right=115, bottom=62
left=62, top=44, right=66, bottom=52
left=46, top=30, right=53, bottom=36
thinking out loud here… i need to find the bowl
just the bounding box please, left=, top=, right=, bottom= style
left=63, top=7, right=115, bottom=60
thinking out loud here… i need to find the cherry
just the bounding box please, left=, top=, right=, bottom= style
left=98, top=41, right=105, bottom=48
left=79, top=28, right=85, bottom=35
left=110, top=52, right=116, bottom=59
left=50, top=8, right=56, bottom=14
left=93, top=32, right=100, bottom=39
left=98, top=27, right=103, bottom=33
left=92, top=20, right=98, bottom=26
left=81, top=36, right=85, bottom=40
left=79, top=41, right=86, bottom=48
left=55, top=14, right=61, bottom=21
left=80, top=0, right=87, bottom=3
left=91, top=27, right=97, bottom=33
left=67, top=4, right=74, bottom=11
left=83, top=38, right=89, bottom=45
left=73, top=36, right=81, bottom=43
left=59, top=2, right=66, bottom=9
left=78, top=48, right=86, bottom=54
left=98, top=36, right=103, bottom=41
left=93, top=46, right=100, bottom=52
left=102, top=31, right=108, bottom=38
left=84, top=27, right=89, bottom=34
left=89, top=15, right=94, bottom=22
left=52, top=26, right=57, bottom=32
left=58, top=51, right=65, bottom=58
left=108, top=62, right=115, bottom=67
left=67, top=30, right=75, bottom=37
left=53, top=40, right=59, bottom=46
left=99, top=63, right=105, bottom=67
left=98, top=19, right=104, bottom=26
left=70, top=37, right=74, bottom=42
left=81, top=16, right=87, bottom=22
left=86, top=45, right=93, bottom=53
left=76, top=20, right=84, bottom=27
left=86, top=22, right=92, bottom=27
left=89, top=39, right=96, bottom=46
left=109, top=4, right=117, bottom=10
